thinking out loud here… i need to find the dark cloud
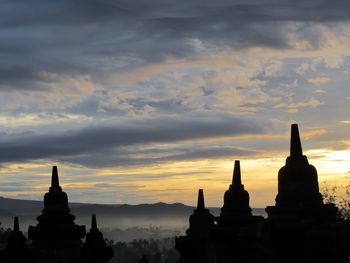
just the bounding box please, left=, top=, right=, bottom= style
left=1, top=0, right=350, bottom=90
left=0, top=114, right=267, bottom=166
left=59, top=146, right=257, bottom=168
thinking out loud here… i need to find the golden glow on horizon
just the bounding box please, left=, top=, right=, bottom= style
left=0, top=147, right=349, bottom=207
left=307, top=149, right=350, bottom=181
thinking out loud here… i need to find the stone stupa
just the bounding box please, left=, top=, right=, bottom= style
left=82, top=214, right=114, bottom=263
left=28, top=166, right=86, bottom=263
left=0, top=217, right=34, bottom=263
left=175, top=189, right=215, bottom=263
left=213, top=160, right=262, bottom=263
left=259, top=124, right=348, bottom=263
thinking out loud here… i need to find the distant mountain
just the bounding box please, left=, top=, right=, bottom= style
left=0, top=197, right=198, bottom=219
left=0, top=196, right=266, bottom=230
left=0, top=196, right=85, bottom=216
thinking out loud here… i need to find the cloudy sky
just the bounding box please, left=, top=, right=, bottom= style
left=1, top=0, right=350, bottom=207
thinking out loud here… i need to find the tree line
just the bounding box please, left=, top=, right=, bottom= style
left=0, top=222, right=179, bottom=263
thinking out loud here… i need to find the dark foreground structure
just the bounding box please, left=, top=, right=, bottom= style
left=0, top=166, right=113, bottom=263
left=176, top=124, right=350, bottom=263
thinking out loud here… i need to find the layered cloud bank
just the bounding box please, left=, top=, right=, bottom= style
left=0, top=0, right=350, bottom=206
left=0, top=114, right=266, bottom=166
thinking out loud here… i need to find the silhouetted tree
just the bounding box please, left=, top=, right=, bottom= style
left=321, top=179, right=350, bottom=220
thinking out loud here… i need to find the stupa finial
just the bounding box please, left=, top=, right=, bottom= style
left=91, top=214, right=97, bottom=230
left=232, top=160, right=242, bottom=186
left=51, top=166, right=60, bottom=188
left=197, top=189, right=205, bottom=210
left=290, top=124, right=303, bottom=157
left=13, top=216, right=19, bottom=232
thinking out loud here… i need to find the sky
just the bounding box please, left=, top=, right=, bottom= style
left=0, top=0, right=350, bottom=207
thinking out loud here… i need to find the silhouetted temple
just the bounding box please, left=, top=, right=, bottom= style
left=82, top=214, right=114, bottom=262
left=28, top=166, right=86, bottom=262
left=274, top=124, right=325, bottom=210
left=0, top=217, right=33, bottom=263
left=176, top=162, right=262, bottom=263
left=1, top=166, right=113, bottom=263
left=176, top=124, right=350, bottom=263
left=259, top=124, right=350, bottom=263
left=176, top=189, right=215, bottom=262
left=213, top=160, right=262, bottom=263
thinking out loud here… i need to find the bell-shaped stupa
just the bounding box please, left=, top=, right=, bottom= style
left=187, top=189, right=215, bottom=236
left=275, top=124, right=324, bottom=209
left=0, top=217, right=33, bottom=263
left=175, top=189, right=215, bottom=263
left=217, top=160, right=253, bottom=226
left=260, top=124, right=346, bottom=263
left=212, top=161, right=262, bottom=263
left=28, top=166, right=86, bottom=262
left=82, top=214, right=114, bottom=262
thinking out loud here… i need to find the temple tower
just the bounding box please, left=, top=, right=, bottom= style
left=275, top=124, right=324, bottom=209
left=218, top=160, right=252, bottom=226
left=28, top=166, right=86, bottom=263
left=213, top=161, right=262, bottom=263
left=187, top=189, right=215, bottom=236
left=260, top=124, right=348, bottom=263
left=265, top=124, right=338, bottom=219
left=175, top=189, right=215, bottom=263
left=82, top=214, right=114, bottom=263
left=0, top=217, right=34, bottom=263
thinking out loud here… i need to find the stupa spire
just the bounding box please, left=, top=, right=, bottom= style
left=2, top=215, right=33, bottom=263
left=13, top=216, right=19, bottom=232
left=219, top=160, right=252, bottom=225
left=232, top=160, right=242, bottom=186
left=91, top=214, right=97, bottom=230
left=290, top=124, right=303, bottom=157
left=197, top=189, right=205, bottom=210
left=274, top=124, right=324, bottom=208
left=186, top=189, right=215, bottom=235
left=51, top=166, right=60, bottom=189
left=82, top=214, right=114, bottom=261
